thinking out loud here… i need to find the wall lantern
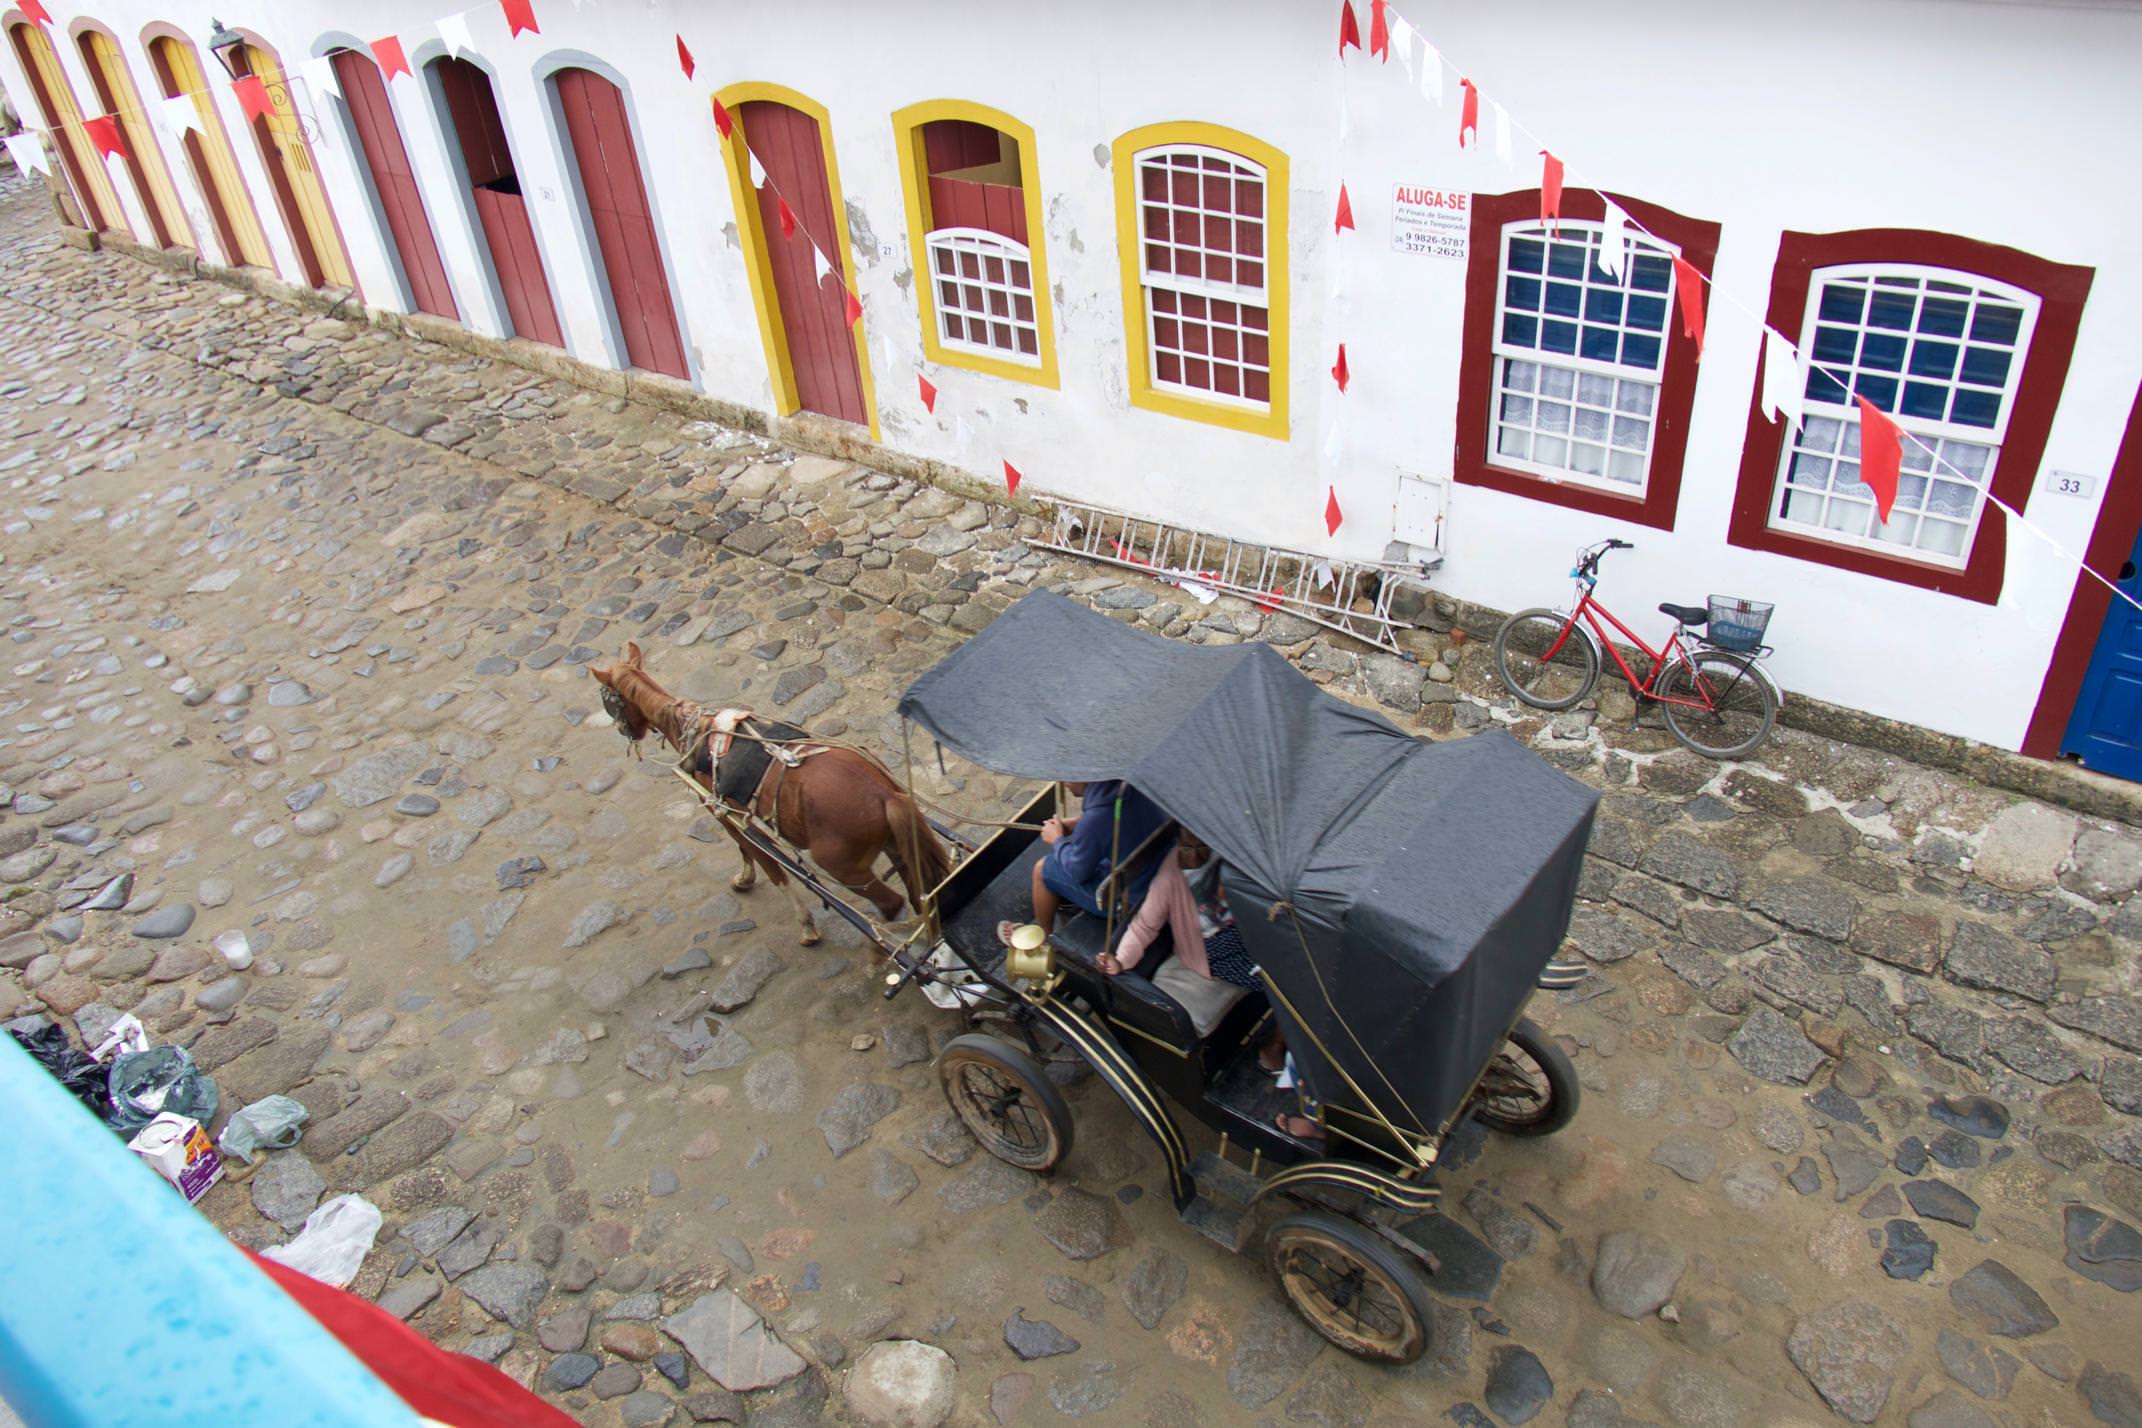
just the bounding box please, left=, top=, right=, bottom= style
left=206, top=19, right=248, bottom=82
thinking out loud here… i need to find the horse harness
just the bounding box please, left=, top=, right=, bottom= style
left=689, top=707, right=824, bottom=825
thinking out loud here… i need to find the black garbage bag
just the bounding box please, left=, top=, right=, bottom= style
left=9, top=1022, right=112, bottom=1117
left=106, top=1046, right=219, bottom=1135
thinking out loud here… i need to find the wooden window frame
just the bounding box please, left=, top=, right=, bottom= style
left=892, top=100, right=1056, bottom=391
left=1725, top=229, right=2093, bottom=603
left=1112, top=121, right=1289, bottom=441
left=1455, top=189, right=1717, bottom=531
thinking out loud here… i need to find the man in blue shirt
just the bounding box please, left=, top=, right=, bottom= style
left=1001, top=780, right=1173, bottom=943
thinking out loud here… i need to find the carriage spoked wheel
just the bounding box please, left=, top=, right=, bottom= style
left=1267, top=1211, right=1434, bottom=1363
left=937, top=1033, right=1074, bottom=1172
left=1468, top=1017, right=1579, bottom=1137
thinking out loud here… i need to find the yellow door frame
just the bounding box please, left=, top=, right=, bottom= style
left=145, top=29, right=272, bottom=269
left=711, top=81, right=879, bottom=441
left=236, top=35, right=354, bottom=290
left=10, top=18, right=123, bottom=231
left=76, top=24, right=194, bottom=251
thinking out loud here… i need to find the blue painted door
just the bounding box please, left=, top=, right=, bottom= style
left=2061, top=519, right=2142, bottom=778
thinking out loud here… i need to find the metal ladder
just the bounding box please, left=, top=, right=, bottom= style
left=1032, top=498, right=1441, bottom=657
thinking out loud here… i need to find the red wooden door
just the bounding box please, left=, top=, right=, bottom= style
left=332, top=49, right=455, bottom=319
left=552, top=68, right=685, bottom=379
left=741, top=100, right=864, bottom=425
left=433, top=57, right=560, bottom=347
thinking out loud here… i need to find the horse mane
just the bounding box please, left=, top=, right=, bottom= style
left=604, top=664, right=693, bottom=748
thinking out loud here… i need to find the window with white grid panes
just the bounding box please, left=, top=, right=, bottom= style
left=927, top=228, right=1040, bottom=364
left=1490, top=222, right=1677, bottom=494
left=1771, top=268, right=2038, bottom=566
left=1134, top=144, right=1270, bottom=407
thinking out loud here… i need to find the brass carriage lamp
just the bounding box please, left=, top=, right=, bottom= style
left=1004, top=923, right=1053, bottom=982
left=207, top=19, right=248, bottom=81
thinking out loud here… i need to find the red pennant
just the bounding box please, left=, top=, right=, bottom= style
left=1458, top=78, right=1479, bottom=148
left=499, top=0, right=539, bottom=37
left=1854, top=396, right=1902, bottom=526
left=1333, top=184, right=1355, bottom=234
left=1671, top=254, right=1707, bottom=356
left=232, top=75, right=273, bottom=123
left=1338, top=0, right=1361, bottom=55
left=1003, top=460, right=1022, bottom=497
left=776, top=197, right=797, bottom=241
left=17, top=0, right=50, bottom=25
left=676, top=36, right=696, bottom=81
left=1540, top=151, right=1564, bottom=236
left=843, top=286, right=862, bottom=328
left=1331, top=343, right=1350, bottom=394
left=370, top=37, right=410, bottom=81
left=917, top=374, right=937, bottom=414
left=711, top=98, right=734, bottom=141
left=83, top=115, right=127, bottom=162
left=1325, top=486, right=1343, bottom=537
left=1369, top=0, right=1390, bottom=59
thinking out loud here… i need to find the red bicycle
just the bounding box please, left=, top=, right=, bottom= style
left=1491, top=539, right=1780, bottom=759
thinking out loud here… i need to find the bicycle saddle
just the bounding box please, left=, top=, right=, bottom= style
left=1658, top=603, right=1709, bottom=625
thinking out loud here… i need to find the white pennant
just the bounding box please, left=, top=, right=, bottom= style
left=5, top=132, right=49, bottom=177
left=300, top=54, right=340, bottom=103
left=1390, top=16, right=1414, bottom=78
left=747, top=150, right=767, bottom=189
left=437, top=12, right=475, bottom=59
left=1313, top=559, right=1336, bottom=591
left=1492, top=102, right=1514, bottom=165
left=1762, top=328, right=1808, bottom=428
left=1597, top=200, right=1632, bottom=280
left=810, top=244, right=830, bottom=285
left=1320, top=419, right=1343, bottom=466
left=159, top=92, right=203, bottom=137
left=1420, top=40, right=1444, bottom=104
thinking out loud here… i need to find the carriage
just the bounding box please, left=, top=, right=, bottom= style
left=676, top=590, right=1598, bottom=1362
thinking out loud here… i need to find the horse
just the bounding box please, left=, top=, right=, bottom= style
left=588, top=642, right=952, bottom=946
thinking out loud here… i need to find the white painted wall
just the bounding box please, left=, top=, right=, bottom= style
left=2, top=0, right=2139, bottom=758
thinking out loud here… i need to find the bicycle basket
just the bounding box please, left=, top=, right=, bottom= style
left=1706, top=596, right=1774, bottom=652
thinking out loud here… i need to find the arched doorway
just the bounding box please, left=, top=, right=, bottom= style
left=549, top=67, right=685, bottom=378
left=145, top=31, right=270, bottom=269
left=75, top=26, right=190, bottom=250
left=718, top=86, right=872, bottom=431
left=7, top=19, right=120, bottom=231
left=329, top=47, right=453, bottom=318
left=429, top=55, right=559, bottom=345
left=227, top=35, right=353, bottom=290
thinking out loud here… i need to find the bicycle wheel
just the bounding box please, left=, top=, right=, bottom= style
left=1492, top=609, right=1600, bottom=711
left=1657, top=649, right=1777, bottom=759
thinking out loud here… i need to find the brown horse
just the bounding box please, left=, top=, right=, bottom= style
left=589, top=642, right=951, bottom=945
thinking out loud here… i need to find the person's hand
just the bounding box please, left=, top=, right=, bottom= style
left=1097, top=952, right=1121, bottom=976
left=1040, top=817, right=1065, bottom=846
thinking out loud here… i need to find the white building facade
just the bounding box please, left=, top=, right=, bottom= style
left=5, top=0, right=2141, bottom=772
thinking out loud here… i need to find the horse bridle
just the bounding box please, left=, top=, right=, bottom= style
left=599, top=683, right=635, bottom=740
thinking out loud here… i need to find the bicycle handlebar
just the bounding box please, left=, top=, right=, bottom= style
left=1574, top=538, right=1636, bottom=580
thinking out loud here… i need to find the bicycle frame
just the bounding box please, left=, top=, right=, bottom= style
left=1549, top=584, right=1727, bottom=712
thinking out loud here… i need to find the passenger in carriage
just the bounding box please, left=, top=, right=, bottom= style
left=1097, top=832, right=1258, bottom=988
left=997, top=779, right=1172, bottom=944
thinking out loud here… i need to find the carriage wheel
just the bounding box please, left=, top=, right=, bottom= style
left=937, top=1033, right=1073, bottom=1172
left=1468, top=1017, right=1579, bottom=1137
left=1267, top=1211, right=1433, bottom=1363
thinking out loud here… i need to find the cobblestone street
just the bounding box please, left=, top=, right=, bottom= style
left=2, top=173, right=2140, bottom=1428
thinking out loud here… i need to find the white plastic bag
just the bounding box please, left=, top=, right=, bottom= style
left=217, top=1094, right=309, bottom=1164
left=261, top=1194, right=382, bottom=1288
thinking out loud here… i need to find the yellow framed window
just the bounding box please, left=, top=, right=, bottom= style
left=1113, top=122, right=1289, bottom=441
left=892, top=101, right=1056, bottom=390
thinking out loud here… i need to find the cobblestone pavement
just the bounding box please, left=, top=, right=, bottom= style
left=1, top=176, right=2140, bottom=1428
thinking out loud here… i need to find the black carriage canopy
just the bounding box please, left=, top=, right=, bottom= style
left=897, top=589, right=1600, bottom=1142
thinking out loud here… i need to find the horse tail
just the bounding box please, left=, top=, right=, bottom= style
left=885, top=793, right=951, bottom=915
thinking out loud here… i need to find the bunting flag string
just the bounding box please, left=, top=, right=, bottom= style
left=1369, top=0, right=1390, bottom=60
left=158, top=93, right=202, bottom=137
left=1456, top=78, right=1477, bottom=147
left=676, top=36, right=696, bottom=81
left=1324, top=486, right=1344, bottom=536
left=1670, top=254, right=1706, bottom=355
left=1003, top=460, right=1023, bottom=497
left=746, top=149, right=767, bottom=189
left=775, top=196, right=797, bottom=241
left=1338, top=0, right=1362, bottom=55
left=1597, top=199, right=1631, bottom=279
left=917, top=374, right=937, bottom=414
left=1539, top=151, right=1563, bottom=236
left=500, top=0, right=539, bottom=38
left=370, top=37, right=411, bottom=82
left=1390, top=14, right=1414, bottom=77
left=1854, top=396, right=1903, bottom=526
left=1333, top=183, right=1355, bottom=233
left=16, top=0, right=49, bottom=26
left=299, top=54, right=341, bottom=104
left=810, top=245, right=831, bottom=285
left=1331, top=343, right=1350, bottom=394
left=710, top=97, right=733, bottom=140
left=1760, top=327, right=1806, bottom=429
